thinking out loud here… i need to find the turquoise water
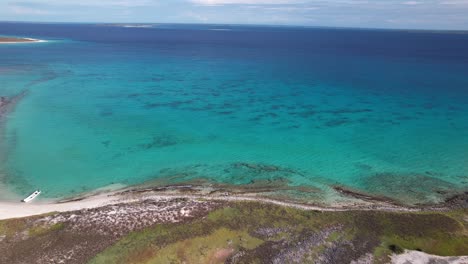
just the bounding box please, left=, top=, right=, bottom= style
left=1, top=23, right=468, bottom=204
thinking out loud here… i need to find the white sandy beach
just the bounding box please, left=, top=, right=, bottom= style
left=0, top=192, right=120, bottom=220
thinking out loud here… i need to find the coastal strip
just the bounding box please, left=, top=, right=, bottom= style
left=1, top=193, right=467, bottom=264
left=2, top=183, right=467, bottom=220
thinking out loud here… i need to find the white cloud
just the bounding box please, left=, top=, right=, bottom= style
left=265, top=6, right=319, bottom=10
left=190, top=0, right=375, bottom=6
left=402, top=1, right=422, bottom=5
left=190, top=0, right=304, bottom=5
left=76, top=0, right=154, bottom=7
left=9, top=0, right=155, bottom=8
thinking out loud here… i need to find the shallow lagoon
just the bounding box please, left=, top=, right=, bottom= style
left=1, top=23, right=468, bottom=204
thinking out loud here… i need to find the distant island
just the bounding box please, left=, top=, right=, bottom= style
left=0, top=37, right=42, bottom=44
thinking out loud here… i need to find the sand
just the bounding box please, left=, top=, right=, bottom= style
left=0, top=192, right=121, bottom=220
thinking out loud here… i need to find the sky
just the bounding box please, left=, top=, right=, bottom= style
left=1, top=0, right=468, bottom=30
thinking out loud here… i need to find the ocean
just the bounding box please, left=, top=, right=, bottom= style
left=1, top=22, right=467, bottom=204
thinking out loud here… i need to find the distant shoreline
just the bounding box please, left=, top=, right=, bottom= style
left=0, top=37, right=45, bottom=44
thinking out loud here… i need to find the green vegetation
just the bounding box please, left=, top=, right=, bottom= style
left=1, top=202, right=466, bottom=263
left=89, top=202, right=468, bottom=263
left=0, top=218, right=27, bottom=238
left=28, top=223, right=65, bottom=237
left=0, top=214, right=64, bottom=240
left=147, top=228, right=262, bottom=264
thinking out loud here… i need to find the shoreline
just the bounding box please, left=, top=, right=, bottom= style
left=1, top=183, right=465, bottom=220
left=0, top=192, right=412, bottom=220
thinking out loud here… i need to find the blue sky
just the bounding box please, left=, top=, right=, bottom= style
left=1, top=0, right=468, bottom=30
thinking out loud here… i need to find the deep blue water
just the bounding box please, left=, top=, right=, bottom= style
left=1, top=22, right=468, bottom=204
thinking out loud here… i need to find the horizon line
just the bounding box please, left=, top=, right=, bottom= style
left=1, top=20, right=468, bottom=33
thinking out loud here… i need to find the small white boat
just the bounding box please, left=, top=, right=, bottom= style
left=21, top=190, right=41, bottom=203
